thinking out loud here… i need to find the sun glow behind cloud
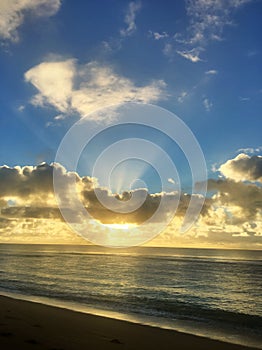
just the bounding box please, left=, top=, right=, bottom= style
left=0, top=158, right=261, bottom=248
left=103, top=223, right=137, bottom=230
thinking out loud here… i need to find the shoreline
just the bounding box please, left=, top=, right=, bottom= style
left=1, top=290, right=261, bottom=349
left=0, top=294, right=259, bottom=350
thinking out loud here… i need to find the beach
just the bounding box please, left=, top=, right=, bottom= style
left=0, top=295, right=259, bottom=350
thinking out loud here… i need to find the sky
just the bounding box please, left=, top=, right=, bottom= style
left=0, top=0, right=261, bottom=248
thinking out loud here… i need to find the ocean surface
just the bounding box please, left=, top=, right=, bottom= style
left=0, top=244, right=261, bottom=348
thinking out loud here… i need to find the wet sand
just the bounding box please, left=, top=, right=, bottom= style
left=0, top=295, right=258, bottom=350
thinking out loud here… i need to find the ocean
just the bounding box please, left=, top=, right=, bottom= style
left=0, top=244, right=261, bottom=348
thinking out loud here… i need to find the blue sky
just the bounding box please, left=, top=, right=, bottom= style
left=0, top=0, right=261, bottom=247
left=0, top=0, right=261, bottom=169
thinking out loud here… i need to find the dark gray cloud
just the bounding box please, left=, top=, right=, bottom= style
left=0, top=163, right=54, bottom=198
left=82, top=188, right=176, bottom=224
left=208, top=178, right=262, bottom=222
left=1, top=206, right=62, bottom=220
left=0, top=162, right=95, bottom=201
left=0, top=163, right=202, bottom=225
left=0, top=161, right=261, bottom=246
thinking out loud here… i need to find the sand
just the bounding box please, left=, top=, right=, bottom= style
left=0, top=295, right=258, bottom=350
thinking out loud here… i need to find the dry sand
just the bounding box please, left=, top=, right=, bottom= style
left=0, top=295, right=258, bottom=350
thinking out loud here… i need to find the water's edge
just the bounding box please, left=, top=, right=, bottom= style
left=0, top=290, right=261, bottom=349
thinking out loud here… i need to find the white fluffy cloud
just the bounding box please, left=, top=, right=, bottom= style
left=25, top=59, right=166, bottom=120
left=0, top=0, right=61, bottom=42
left=219, top=153, right=262, bottom=182
left=25, top=59, right=75, bottom=113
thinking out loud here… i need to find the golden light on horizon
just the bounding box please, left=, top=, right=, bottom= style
left=103, top=223, right=137, bottom=230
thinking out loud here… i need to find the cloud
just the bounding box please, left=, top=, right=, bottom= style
left=149, top=1, right=253, bottom=64
left=101, top=1, right=141, bottom=52
left=199, top=152, right=262, bottom=245
left=177, top=48, right=203, bottom=62
left=195, top=153, right=262, bottom=245
left=168, top=178, right=176, bottom=184
left=25, top=59, right=76, bottom=113
left=207, top=178, right=262, bottom=223
left=219, top=153, right=262, bottom=182
left=173, top=0, right=253, bottom=62
left=0, top=0, right=61, bottom=42
left=25, top=59, right=167, bottom=120
left=148, top=182, right=262, bottom=248
left=0, top=162, right=189, bottom=243
left=0, top=158, right=261, bottom=247
left=1, top=206, right=62, bottom=219
left=205, top=70, right=218, bottom=75
left=177, top=91, right=188, bottom=103
left=239, top=96, right=250, bottom=102
left=203, top=97, right=212, bottom=111
left=18, top=105, right=25, bottom=112
left=82, top=188, right=182, bottom=225
left=120, top=1, right=141, bottom=37
left=0, top=163, right=182, bottom=226
left=184, top=0, right=252, bottom=44
left=0, top=162, right=86, bottom=206
left=163, top=43, right=173, bottom=57
left=0, top=216, right=84, bottom=244
left=237, top=146, right=262, bottom=154
left=149, top=31, right=169, bottom=40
